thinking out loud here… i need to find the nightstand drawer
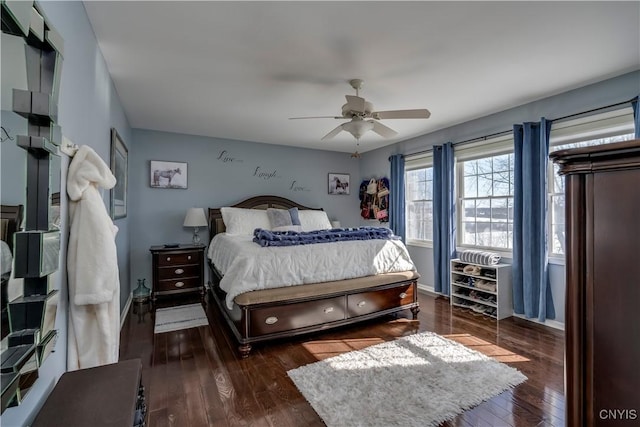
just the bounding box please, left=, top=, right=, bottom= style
left=157, top=251, right=201, bottom=267
left=156, top=277, right=201, bottom=293
left=157, top=264, right=201, bottom=281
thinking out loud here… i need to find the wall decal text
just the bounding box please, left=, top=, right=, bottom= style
left=254, top=166, right=281, bottom=180
left=289, top=180, right=310, bottom=192
left=216, top=150, right=243, bottom=163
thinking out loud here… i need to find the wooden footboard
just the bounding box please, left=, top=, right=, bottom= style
left=208, top=264, right=419, bottom=358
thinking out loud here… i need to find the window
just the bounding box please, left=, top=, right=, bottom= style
left=456, top=135, right=515, bottom=251
left=405, top=154, right=433, bottom=244
left=548, top=108, right=635, bottom=257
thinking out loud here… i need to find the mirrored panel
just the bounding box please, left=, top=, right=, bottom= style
left=1, top=32, right=28, bottom=341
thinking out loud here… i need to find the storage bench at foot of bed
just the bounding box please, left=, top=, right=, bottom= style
left=209, top=272, right=420, bottom=358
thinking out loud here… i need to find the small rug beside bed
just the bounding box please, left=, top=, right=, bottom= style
left=287, top=331, right=526, bottom=427
left=153, top=303, right=209, bottom=334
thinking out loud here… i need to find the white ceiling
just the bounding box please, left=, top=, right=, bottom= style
left=83, top=1, right=639, bottom=153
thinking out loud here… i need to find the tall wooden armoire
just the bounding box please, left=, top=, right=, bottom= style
left=550, top=139, right=640, bottom=427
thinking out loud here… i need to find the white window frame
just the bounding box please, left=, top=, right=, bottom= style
left=455, top=134, right=515, bottom=253
left=547, top=107, right=635, bottom=260
left=405, top=152, right=434, bottom=247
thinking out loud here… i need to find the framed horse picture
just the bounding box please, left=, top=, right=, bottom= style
left=150, top=160, right=188, bottom=189
left=328, top=173, right=350, bottom=195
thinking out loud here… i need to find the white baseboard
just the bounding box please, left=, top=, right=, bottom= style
left=416, top=283, right=437, bottom=296
left=120, top=292, right=132, bottom=330
left=512, top=313, right=565, bottom=331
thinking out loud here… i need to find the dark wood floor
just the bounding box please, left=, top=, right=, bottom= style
left=119, top=291, right=565, bottom=427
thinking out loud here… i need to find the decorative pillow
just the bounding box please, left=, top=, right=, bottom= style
left=266, top=208, right=293, bottom=228
left=220, top=207, right=271, bottom=235
left=272, top=225, right=303, bottom=232
left=298, top=210, right=332, bottom=231
left=288, top=207, right=301, bottom=225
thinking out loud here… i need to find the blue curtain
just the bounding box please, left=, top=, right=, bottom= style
left=513, top=119, right=555, bottom=321
left=632, top=96, right=640, bottom=138
left=433, top=142, right=456, bottom=295
left=389, top=154, right=406, bottom=241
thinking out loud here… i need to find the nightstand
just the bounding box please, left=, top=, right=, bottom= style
left=149, top=244, right=205, bottom=305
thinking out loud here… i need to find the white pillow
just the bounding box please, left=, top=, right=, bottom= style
left=298, top=210, right=332, bottom=231
left=220, top=207, right=271, bottom=235
left=272, top=225, right=303, bottom=232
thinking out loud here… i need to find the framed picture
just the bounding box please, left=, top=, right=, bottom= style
left=150, top=160, right=188, bottom=189
left=110, top=128, right=128, bottom=219
left=328, top=173, right=350, bottom=195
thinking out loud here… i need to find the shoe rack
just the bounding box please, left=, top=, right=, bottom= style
left=450, top=259, right=512, bottom=320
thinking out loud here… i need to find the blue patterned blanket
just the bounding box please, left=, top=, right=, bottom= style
left=253, top=227, right=399, bottom=247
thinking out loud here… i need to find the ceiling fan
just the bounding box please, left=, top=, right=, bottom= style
left=289, top=79, right=431, bottom=141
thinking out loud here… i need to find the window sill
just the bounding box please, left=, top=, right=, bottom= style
left=548, top=257, right=565, bottom=266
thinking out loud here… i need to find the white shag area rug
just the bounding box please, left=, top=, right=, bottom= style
left=154, top=303, right=209, bottom=334
left=287, top=331, right=527, bottom=427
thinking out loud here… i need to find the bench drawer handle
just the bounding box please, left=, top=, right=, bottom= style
left=324, top=307, right=334, bottom=314
left=187, top=255, right=192, bottom=260
left=174, top=281, right=185, bottom=288
left=399, top=292, right=408, bottom=299
left=166, top=257, right=171, bottom=262
left=265, top=316, right=278, bottom=325
left=357, top=301, right=366, bottom=308
left=175, top=268, right=184, bottom=275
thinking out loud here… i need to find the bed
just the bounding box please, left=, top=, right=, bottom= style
left=207, top=195, right=420, bottom=357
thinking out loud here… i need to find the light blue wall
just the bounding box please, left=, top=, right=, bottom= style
left=129, top=129, right=361, bottom=290
left=1, top=2, right=132, bottom=426
left=359, top=70, right=640, bottom=325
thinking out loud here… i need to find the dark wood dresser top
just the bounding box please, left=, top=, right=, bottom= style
left=32, top=359, right=142, bottom=427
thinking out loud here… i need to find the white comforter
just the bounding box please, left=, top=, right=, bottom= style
left=208, top=233, right=417, bottom=309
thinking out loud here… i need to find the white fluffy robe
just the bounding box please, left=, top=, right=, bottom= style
left=66, top=145, right=120, bottom=370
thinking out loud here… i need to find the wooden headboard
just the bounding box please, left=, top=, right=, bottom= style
left=208, top=195, right=322, bottom=242
left=1, top=204, right=24, bottom=252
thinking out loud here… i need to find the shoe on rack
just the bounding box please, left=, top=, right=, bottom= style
left=471, top=304, right=487, bottom=313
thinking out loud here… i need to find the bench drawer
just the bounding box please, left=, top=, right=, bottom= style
left=347, top=283, right=415, bottom=318
left=249, top=297, right=346, bottom=336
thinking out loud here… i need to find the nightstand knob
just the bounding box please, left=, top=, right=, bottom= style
left=175, top=268, right=184, bottom=275
left=187, top=255, right=192, bottom=260
left=357, top=301, right=366, bottom=308
left=166, top=257, right=171, bottom=262
left=174, top=281, right=185, bottom=288
left=324, top=307, right=334, bottom=314
left=399, top=292, right=408, bottom=299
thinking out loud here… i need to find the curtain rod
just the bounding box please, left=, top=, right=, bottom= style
left=403, top=96, right=636, bottom=159
left=549, top=98, right=635, bottom=123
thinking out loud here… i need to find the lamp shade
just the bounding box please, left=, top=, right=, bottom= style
left=183, top=208, right=207, bottom=227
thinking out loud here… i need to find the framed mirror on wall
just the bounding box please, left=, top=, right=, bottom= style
left=110, top=128, right=127, bottom=219
left=1, top=0, right=65, bottom=414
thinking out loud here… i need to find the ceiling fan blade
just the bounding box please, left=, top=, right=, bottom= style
left=345, top=95, right=366, bottom=113
left=289, top=116, right=344, bottom=120
left=371, top=121, right=398, bottom=138
left=373, top=109, right=431, bottom=120
left=321, top=124, right=344, bottom=140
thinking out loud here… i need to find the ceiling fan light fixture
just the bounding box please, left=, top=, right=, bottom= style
left=342, top=119, right=374, bottom=139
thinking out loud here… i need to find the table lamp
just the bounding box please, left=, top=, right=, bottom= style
left=183, top=208, right=207, bottom=244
